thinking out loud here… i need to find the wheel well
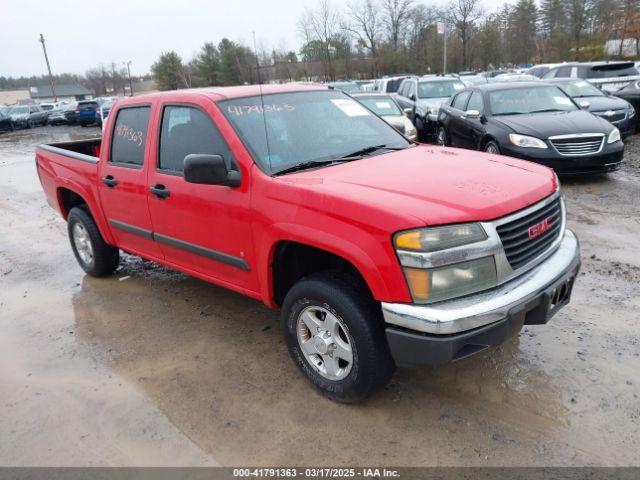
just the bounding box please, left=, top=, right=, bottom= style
left=480, top=135, right=497, bottom=150
left=272, top=241, right=370, bottom=306
left=58, top=188, right=87, bottom=218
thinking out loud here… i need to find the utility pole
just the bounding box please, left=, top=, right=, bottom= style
left=39, top=34, right=58, bottom=102
left=125, top=61, right=133, bottom=96
left=443, top=24, right=448, bottom=75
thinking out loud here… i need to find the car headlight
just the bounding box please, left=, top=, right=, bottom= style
left=403, top=257, right=498, bottom=303
left=394, top=224, right=487, bottom=252
left=428, top=106, right=439, bottom=115
left=607, top=127, right=621, bottom=144
left=403, top=117, right=417, bottom=138
left=629, top=105, right=636, bottom=118
left=508, top=133, right=548, bottom=149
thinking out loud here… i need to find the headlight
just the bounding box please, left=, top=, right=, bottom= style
left=508, top=133, right=548, bottom=149
left=607, top=127, right=621, bottom=144
left=403, top=257, right=498, bottom=303
left=428, top=106, right=439, bottom=115
left=403, top=117, right=417, bottom=138
left=629, top=105, right=636, bottom=118
left=394, top=224, right=487, bottom=252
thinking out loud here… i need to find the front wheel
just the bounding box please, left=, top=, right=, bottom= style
left=67, top=206, right=119, bottom=277
left=436, top=126, right=449, bottom=146
left=282, top=272, right=395, bottom=403
left=484, top=140, right=501, bottom=154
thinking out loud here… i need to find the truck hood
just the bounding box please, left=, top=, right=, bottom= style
left=277, top=145, right=557, bottom=227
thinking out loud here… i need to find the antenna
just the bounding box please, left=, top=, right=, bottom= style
left=253, top=31, right=272, bottom=172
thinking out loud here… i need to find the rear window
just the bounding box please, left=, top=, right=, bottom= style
left=354, top=96, right=402, bottom=116
left=385, top=78, right=404, bottom=93
left=584, top=64, right=639, bottom=79
left=78, top=102, right=98, bottom=110
left=110, top=106, right=150, bottom=166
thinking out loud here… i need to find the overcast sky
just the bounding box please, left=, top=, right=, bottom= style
left=1, top=0, right=507, bottom=79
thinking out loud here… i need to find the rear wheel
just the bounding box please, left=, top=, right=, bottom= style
left=67, top=206, right=119, bottom=277
left=282, top=272, right=395, bottom=403
left=484, top=140, right=501, bottom=154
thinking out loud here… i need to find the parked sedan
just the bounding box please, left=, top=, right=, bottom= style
left=548, top=79, right=636, bottom=137
left=612, top=80, right=640, bottom=133
left=436, top=82, right=624, bottom=174
left=0, top=111, right=14, bottom=132
left=8, top=104, right=48, bottom=129
left=351, top=93, right=417, bottom=140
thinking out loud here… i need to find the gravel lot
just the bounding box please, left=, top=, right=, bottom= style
left=0, top=125, right=638, bottom=466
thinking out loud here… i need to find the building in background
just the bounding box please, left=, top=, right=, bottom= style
left=29, top=84, right=93, bottom=102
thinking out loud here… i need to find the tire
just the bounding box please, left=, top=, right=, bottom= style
left=484, top=140, right=501, bottom=154
left=80, top=123, right=87, bottom=128
left=436, top=125, right=450, bottom=146
left=415, top=116, right=425, bottom=142
left=67, top=206, right=119, bottom=277
left=27, top=120, right=33, bottom=129
left=282, top=271, right=395, bottom=403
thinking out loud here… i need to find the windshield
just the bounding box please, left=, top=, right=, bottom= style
left=354, top=96, right=402, bottom=116
left=560, top=80, right=605, bottom=97
left=418, top=80, right=464, bottom=99
left=10, top=106, right=28, bottom=115
left=489, top=86, right=578, bottom=115
left=220, top=90, right=410, bottom=175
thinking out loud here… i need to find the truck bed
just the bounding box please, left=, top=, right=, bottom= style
left=35, top=138, right=106, bottom=227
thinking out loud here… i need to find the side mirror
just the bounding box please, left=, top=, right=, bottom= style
left=410, top=93, right=417, bottom=101
left=464, top=109, right=481, bottom=119
left=403, top=108, right=412, bottom=116
left=579, top=101, right=590, bottom=109
left=184, top=154, right=241, bottom=187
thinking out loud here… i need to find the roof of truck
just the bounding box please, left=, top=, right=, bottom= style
left=124, top=84, right=329, bottom=104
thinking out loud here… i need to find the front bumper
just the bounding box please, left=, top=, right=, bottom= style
left=382, top=230, right=580, bottom=366
left=502, top=143, right=624, bottom=175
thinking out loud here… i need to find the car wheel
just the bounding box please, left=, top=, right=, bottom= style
left=27, top=120, right=33, bottom=129
left=67, top=206, right=119, bottom=277
left=437, top=126, right=450, bottom=146
left=282, top=271, right=395, bottom=403
left=484, top=140, right=501, bottom=154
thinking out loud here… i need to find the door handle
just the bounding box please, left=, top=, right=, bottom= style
left=102, top=175, right=118, bottom=188
left=150, top=184, right=170, bottom=199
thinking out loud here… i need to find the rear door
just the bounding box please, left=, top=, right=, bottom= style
left=457, top=91, right=486, bottom=149
left=146, top=97, right=257, bottom=292
left=98, top=103, right=163, bottom=259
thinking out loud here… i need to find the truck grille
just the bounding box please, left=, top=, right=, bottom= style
left=593, top=110, right=626, bottom=124
left=549, top=135, right=604, bottom=156
left=496, top=197, right=563, bottom=270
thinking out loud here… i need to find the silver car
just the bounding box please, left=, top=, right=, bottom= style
left=352, top=93, right=417, bottom=140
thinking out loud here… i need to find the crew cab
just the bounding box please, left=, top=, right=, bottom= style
left=36, top=85, right=581, bottom=403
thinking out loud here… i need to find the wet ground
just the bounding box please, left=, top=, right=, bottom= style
left=1, top=125, right=639, bottom=466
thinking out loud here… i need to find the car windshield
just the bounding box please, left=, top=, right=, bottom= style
left=0, top=107, right=8, bottom=115
left=10, top=106, right=28, bottom=115
left=220, top=90, right=410, bottom=175
left=329, top=83, right=361, bottom=93
left=560, top=80, right=605, bottom=97
left=489, top=86, right=578, bottom=115
left=418, top=80, right=465, bottom=99
left=354, top=96, right=402, bottom=116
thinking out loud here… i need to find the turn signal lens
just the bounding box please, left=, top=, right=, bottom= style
left=404, top=268, right=431, bottom=301
left=394, top=224, right=487, bottom=252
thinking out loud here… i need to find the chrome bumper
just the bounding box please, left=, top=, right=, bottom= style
left=382, top=229, right=580, bottom=335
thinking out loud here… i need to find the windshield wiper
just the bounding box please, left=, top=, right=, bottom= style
left=493, top=111, right=523, bottom=116
left=274, top=159, right=356, bottom=176
left=339, top=144, right=407, bottom=160
left=530, top=108, right=564, bottom=113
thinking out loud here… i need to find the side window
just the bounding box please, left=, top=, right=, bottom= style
left=397, top=81, right=407, bottom=97
left=555, top=66, right=572, bottom=78
left=466, top=92, right=483, bottom=112
left=452, top=91, right=471, bottom=110
left=408, top=82, right=416, bottom=98
left=159, top=105, right=233, bottom=173
left=110, top=106, right=151, bottom=166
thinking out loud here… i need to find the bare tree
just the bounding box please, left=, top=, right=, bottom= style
left=345, top=0, right=382, bottom=59
left=448, top=0, right=483, bottom=69
left=381, top=0, right=414, bottom=51
left=299, top=0, right=342, bottom=80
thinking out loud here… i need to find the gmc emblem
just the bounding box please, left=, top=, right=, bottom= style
left=528, top=216, right=554, bottom=240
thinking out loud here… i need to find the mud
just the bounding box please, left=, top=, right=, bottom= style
left=1, top=126, right=639, bottom=466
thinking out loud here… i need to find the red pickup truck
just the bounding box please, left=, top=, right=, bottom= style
left=36, top=85, right=581, bottom=403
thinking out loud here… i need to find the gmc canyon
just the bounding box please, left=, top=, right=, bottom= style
left=35, top=84, right=581, bottom=403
